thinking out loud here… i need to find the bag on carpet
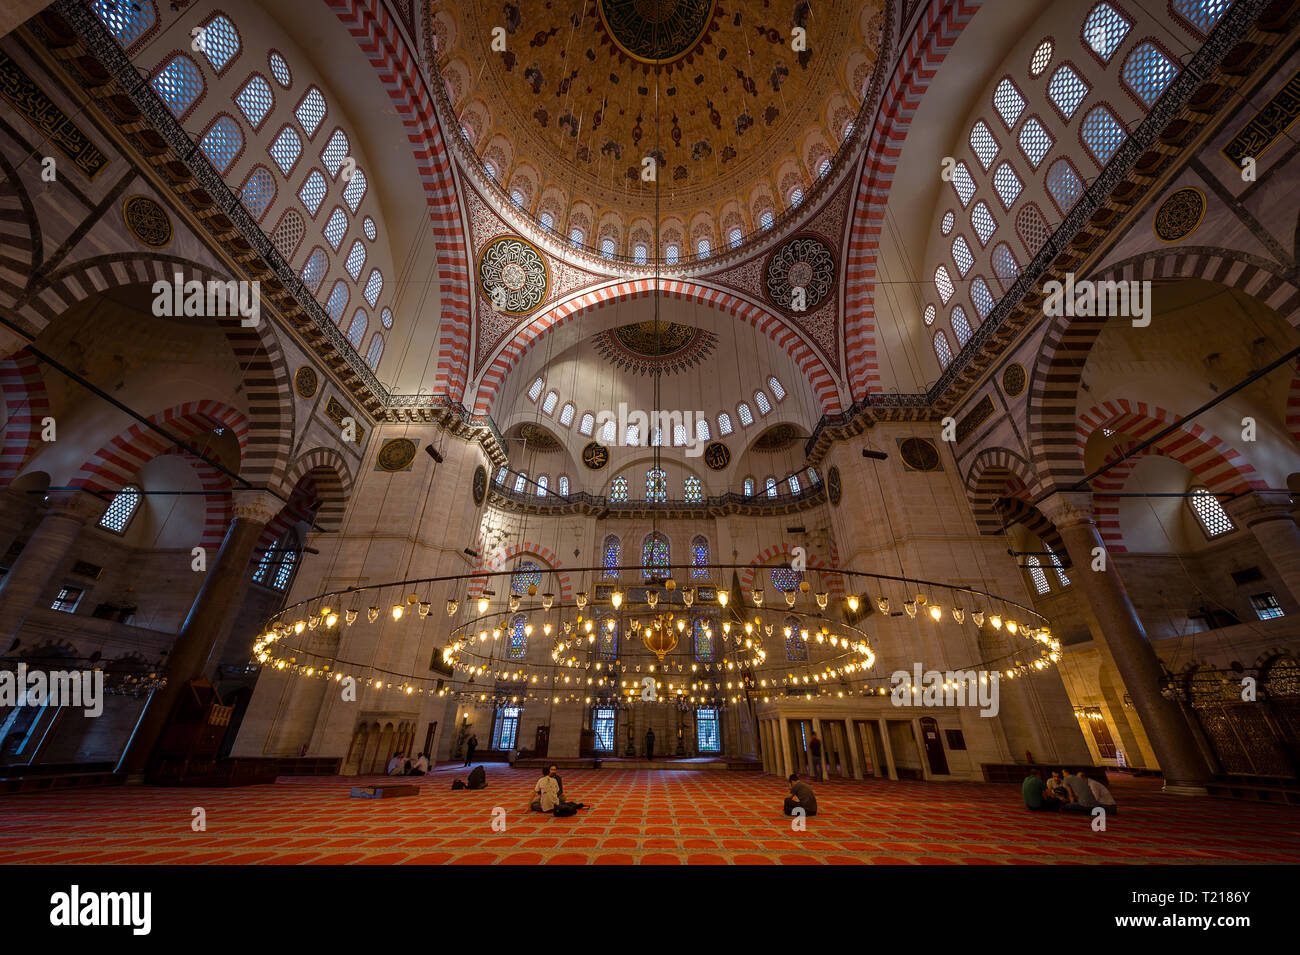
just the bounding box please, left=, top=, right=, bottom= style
left=553, top=803, right=577, bottom=817
left=467, top=765, right=487, bottom=789
left=451, top=779, right=466, bottom=790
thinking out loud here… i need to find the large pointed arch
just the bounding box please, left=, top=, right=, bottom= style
left=279, top=446, right=355, bottom=532
left=739, top=541, right=844, bottom=597
left=0, top=349, right=50, bottom=489
left=468, top=542, right=572, bottom=601
left=470, top=279, right=845, bottom=416
left=963, top=447, right=1046, bottom=535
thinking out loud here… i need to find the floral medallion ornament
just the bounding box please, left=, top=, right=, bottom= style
left=376, top=438, right=418, bottom=472
left=1153, top=187, right=1206, bottom=243
left=765, top=234, right=835, bottom=314
left=478, top=235, right=549, bottom=314
left=827, top=465, right=842, bottom=507
left=472, top=465, right=488, bottom=506
left=293, top=366, right=319, bottom=399
left=122, top=195, right=172, bottom=249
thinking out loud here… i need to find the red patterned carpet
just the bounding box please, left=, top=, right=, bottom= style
left=2, top=765, right=1297, bottom=865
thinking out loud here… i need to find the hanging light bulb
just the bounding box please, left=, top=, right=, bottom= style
left=476, top=595, right=489, bottom=614
left=973, top=610, right=985, bottom=627
left=676, top=618, right=686, bottom=633
left=876, top=596, right=889, bottom=614
left=391, top=604, right=405, bottom=621
left=846, top=595, right=860, bottom=613
left=293, top=620, right=306, bottom=634
left=524, top=623, right=534, bottom=637
left=751, top=588, right=764, bottom=607
left=904, top=601, right=917, bottom=618
left=584, top=619, right=594, bottom=634
left=646, top=590, right=659, bottom=609
left=1006, top=619, right=1018, bottom=635
left=345, top=609, right=358, bottom=626
left=325, top=611, right=339, bottom=628
left=308, top=615, right=321, bottom=630
left=542, top=592, right=554, bottom=610
left=682, top=588, right=694, bottom=607
left=785, top=591, right=797, bottom=608
left=366, top=607, right=379, bottom=623
left=716, top=589, right=729, bottom=607
left=722, top=622, right=731, bottom=635
left=815, top=591, right=828, bottom=610
left=611, top=590, right=623, bottom=609
left=419, top=602, right=432, bottom=618
left=508, top=594, right=521, bottom=613
left=916, top=593, right=927, bottom=606
left=990, top=614, right=1003, bottom=630
left=928, top=604, right=942, bottom=622
left=446, top=598, right=459, bottom=616
left=543, top=622, right=552, bottom=637
left=576, top=592, right=588, bottom=609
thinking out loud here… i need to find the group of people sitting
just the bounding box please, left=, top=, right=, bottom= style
left=386, top=752, right=430, bottom=776
left=530, top=764, right=588, bottom=817
left=1022, top=768, right=1118, bottom=814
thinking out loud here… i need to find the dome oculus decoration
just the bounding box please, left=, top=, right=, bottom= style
left=478, top=235, right=549, bottom=314
left=765, top=234, right=836, bottom=314
left=596, top=0, right=720, bottom=66
left=592, top=321, right=717, bottom=375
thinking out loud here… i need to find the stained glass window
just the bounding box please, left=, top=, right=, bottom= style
left=300, top=248, right=328, bottom=293
left=807, top=466, right=820, bottom=485
left=729, top=227, right=743, bottom=248
left=540, top=211, right=554, bottom=230
left=765, top=477, right=778, bottom=498
left=593, top=706, right=616, bottom=747
left=788, top=474, right=801, bottom=494
left=1048, top=65, right=1090, bottom=121
left=693, top=618, right=714, bottom=662
left=951, top=305, right=973, bottom=346
left=597, top=621, right=618, bottom=661
left=666, top=244, right=679, bottom=264
left=935, top=265, right=955, bottom=304
left=993, top=78, right=1025, bottom=129
left=527, top=377, right=543, bottom=401
left=343, top=169, right=368, bottom=211
left=1027, top=556, right=1051, bottom=595
left=743, top=477, right=755, bottom=497
left=536, top=475, right=548, bottom=497
left=610, top=477, right=628, bottom=502
left=634, top=244, right=647, bottom=264
left=542, top=391, right=558, bottom=415
left=972, top=201, right=996, bottom=245
left=684, top=476, right=703, bottom=502
left=601, top=419, right=616, bottom=443
left=601, top=237, right=615, bottom=258
left=365, top=333, right=383, bottom=369
left=494, top=705, right=522, bottom=748
left=346, top=310, right=367, bottom=348
left=235, top=75, right=273, bottom=129
left=1171, top=0, right=1231, bottom=35
left=1190, top=487, right=1235, bottom=538
left=1030, top=39, right=1054, bottom=76
left=299, top=169, right=327, bottom=215
left=197, top=15, right=240, bottom=72
left=92, top=0, right=156, bottom=49
left=324, top=280, right=349, bottom=323
left=557, top=475, right=569, bottom=495
left=507, top=615, right=528, bottom=660
left=323, top=207, right=347, bottom=250
left=363, top=217, right=377, bottom=241
left=772, top=566, right=803, bottom=592
left=513, top=471, right=527, bottom=493
left=152, top=55, right=204, bottom=119
left=697, top=708, right=721, bottom=752
left=511, top=562, right=541, bottom=594
left=760, top=210, right=774, bottom=229
left=272, top=546, right=296, bottom=590
left=646, top=468, right=667, bottom=502
left=697, top=237, right=711, bottom=258
left=240, top=167, right=275, bottom=221
left=1083, top=3, right=1130, bottom=63
left=789, top=188, right=803, bottom=207
left=785, top=618, right=808, bottom=662
left=380, top=308, right=393, bottom=329
left=642, top=533, right=669, bottom=578
left=625, top=424, right=640, bottom=445
left=197, top=116, right=242, bottom=173
left=496, top=467, right=508, bottom=485
left=269, top=125, right=302, bottom=175
left=602, top=535, right=621, bottom=578
left=1050, top=548, right=1070, bottom=588
left=696, top=417, right=710, bottom=441
left=98, top=485, right=140, bottom=533
left=673, top=424, right=687, bottom=446
left=1081, top=106, right=1125, bottom=165
left=768, top=376, right=785, bottom=400
left=924, top=304, right=936, bottom=326
left=1122, top=42, right=1178, bottom=107
left=692, top=535, right=709, bottom=578
left=363, top=269, right=383, bottom=307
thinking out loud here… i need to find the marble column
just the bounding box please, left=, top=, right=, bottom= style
left=118, top=489, right=278, bottom=776
left=843, top=719, right=864, bottom=779
left=877, top=718, right=898, bottom=780
left=811, top=716, right=824, bottom=779
left=1040, top=491, right=1209, bottom=794
left=1224, top=490, right=1300, bottom=605
left=778, top=715, right=793, bottom=777
left=0, top=489, right=101, bottom=642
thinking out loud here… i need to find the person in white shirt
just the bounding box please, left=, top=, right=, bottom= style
left=412, top=753, right=429, bottom=775
left=1087, top=776, right=1118, bottom=815
left=533, top=770, right=560, bottom=812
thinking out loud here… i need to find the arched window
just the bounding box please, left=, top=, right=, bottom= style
left=951, top=236, right=974, bottom=276
left=717, top=412, right=733, bottom=436
left=788, top=187, right=804, bottom=207
left=743, top=477, right=755, bottom=497
left=527, top=377, right=544, bottom=401
left=1027, top=556, right=1051, bottom=595
left=991, top=242, right=1020, bottom=293
left=691, top=535, right=710, bottom=578
left=98, top=484, right=141, bottom=533
left=610, top=476, right=628, bottom=502
left=992, top=78, right=1025, bottom=129
left=325, top=207, right=349, bottom=247
left=666, top=244, right=680, bottom=264
left=1082, top=2, right=1131, bottom=64
left=646, top=468, right=667, bottom=501
left=642, top=533, right=669, bottom=578
left=672, top=423, right=687, bottom=446
left=557, top=475, right=569, bottom=496
left=1171, top=0, right=1231, bottom=36
left=600, top=535, right=621, bottom=578
left=513, top=471, right=528, bottom=494
left=578, top=412, right=595, bottom=436
left=992, top=162, right=1023, bottom=209
left=951, top=306, right=973, bottom=346
left=760, top=210, right=774, bottom=230
left=324, top=280, right=349, bottom=323
left=363, top=269, right=383, bottom=307
left=923, top=304, right=936, bottom=326
left=934, top=330, right=954, bottom=369
left=253, top=530, right=298, bottom=591
left=729, top=227, right=743, bottom=248
left=151, top=54, right=204, bottom=120
left=380, top=308, right=393, bottom=329
left=1189, top=487, right=1236, bottom=538
left=510, top=189, right=524, bottom=207
left=772, top=565, right=804, bottom=592
left=300, top=247, right=328, bottom=293
left=971, top=276, right=995, bottom=320
left=971, top=201, right=996, bottom=245
left=507, top=614, right=528, bottom=661
left=569, top=227, right=584, bottom=245
left=754, top=390, right=771, bottom=415
left=536, top=475, right=548, bottom=497
left=1121, top=41, right=1178, bottom=107
left=542, top=390, right=558, bottom=415
left=934, top=265, right=955, bottom=304
left=1018, top=118, right=1054, bottom=169
left=322, top=128, right=349, bottom=176
left=950, top=161, right=976, bottom=206
left=365, top=333, right=383, bottom=369
left=346, top=310, right=367, bottom=348
left=1045, top=158, right=1084, bottom=215
left=1016, top=204, right=1051, bottom=256
left=1030, top=39, right=1054, bottom=76
left=269, top=125, right=303, bottom=175
left=697, top=237, right=712, bottom=258
left=1050, top=548, right=1071, bottom=588
left=969, top=120, right=999, bottom=170
left=484, top=160, right=498, bottom=180
left=695, top=417, right=711, bottom=441
left=650, top=426, right=663, bottom=447
left=344, top=240, right=366, bottom=280
left=768, top=376, right=786, bottom=400
left=806, top=466, right=820, bottom=485
left=1080, top=105, right=1125, bottom=165
left=92, top=0, right=157, bottom=50
left=765, top=476, right=778, bottom=498
left=684, top=476, right=703, bottom=502
left=196, top=14, right=240, bottom=73
left=633, top=244, right=648, bottom=264
left=295, top=86, right=327, bottom=138
left=625, top=423, right=640, bottom=446
left=693, top=618, right=714, bottom=662
left=268, top=51, right=292, bottom=88
left=601, top=237, right=615, bottom=258
left=788, top=473, right=802, bottom=494
left=239, top=166, right=275, bottom=221
left=235, top=74, right=273, bottom=130
left=342, top=169, right=368, bottom=211
left=271, top=208, right=304, bottom=258
left=298, top=169, right=327, bottom=215
left=785, top=616, right=808, bottom=662
left=495, top=466, right=508, bottom=485
left=737, top=402, right=754, bottom=426
left=601, top=419, right=616, bottom=443
left=540, top=211, right=554, bottom=231
left=1047, top=65, right=1090, bottom=121
left=559, top=403, right=575, bottom=427
left=511, top=561, right=541, bottom=594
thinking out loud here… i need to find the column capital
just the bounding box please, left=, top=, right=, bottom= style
left=44, top=489, right=104, bottom=522
left=1222, top=489, right=1296, bottom=528
left=231, top=489, right=281, bottom=526
left=1037, top=490, right=1095, bottom=530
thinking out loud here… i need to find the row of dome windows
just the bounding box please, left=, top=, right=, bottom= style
left=926, top=0, right=1225, bottom=372
left=524, top=375, right=788, bottom=443
left=492, top=466, right=819, bottom=502
left=92, top=3, right=389, bottom=372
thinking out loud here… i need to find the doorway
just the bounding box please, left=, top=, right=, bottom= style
left=534, top=725, right=550, bottom=758
left=422, top=721, right=438, bottom=762
left=919, top=717, right=949, bottom=775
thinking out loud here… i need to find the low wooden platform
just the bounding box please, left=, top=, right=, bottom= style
left=513, top=756, right=761, bottom=772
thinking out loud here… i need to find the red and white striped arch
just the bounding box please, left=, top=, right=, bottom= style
left=156, top=450, right=232, bottom=550
left=471, top=279, right=844, bottom=416
left=739, top=543, right=844, bottom=598
left=0, top=348, right=49, bottom=488
left=843, top=0, right=980, bottom=399
left=467, top=542, right=573, bottom=602
left=328, top=0, right=472, bottom=399
left=1077, top=400, right=1266, bottom=499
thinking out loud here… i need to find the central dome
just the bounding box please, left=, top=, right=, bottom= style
left=430, top=0, right=885, bottom=259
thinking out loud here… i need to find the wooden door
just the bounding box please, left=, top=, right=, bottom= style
left=534, top=725, right=550, bottom=758
left=919, top=717, right=949, bottom=775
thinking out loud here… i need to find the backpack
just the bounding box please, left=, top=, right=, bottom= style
left=553, top=803, right=577, bottom=817
left=467, top=765, right=487, bottom=789
left=451, top=779, right=466, bottom=790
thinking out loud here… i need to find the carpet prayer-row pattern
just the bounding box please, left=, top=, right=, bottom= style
left=1, top=767, right=1297, bottom=865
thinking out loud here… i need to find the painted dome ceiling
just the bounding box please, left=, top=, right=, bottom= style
left=430, top=0, right=885, bottom=258
left=592, top=320, right=717, bottom=375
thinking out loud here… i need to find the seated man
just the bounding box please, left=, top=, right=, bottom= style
left=411, top=753, right=429, bottom=775
left=1061, top=769, right=1098, bottom=814
left=1087, top=774, right=1118, bottom=815
left=1022, top=770, right=1059, bottom=812
left=532, top=768, right=560, bottom=812
left=551, top=766, right=585, bottom=811
left=1046, top=770, right=1069, bottom=801
left=783, top=773, right=818, bottom=816
left=386, top=752, right=406, bottom=776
